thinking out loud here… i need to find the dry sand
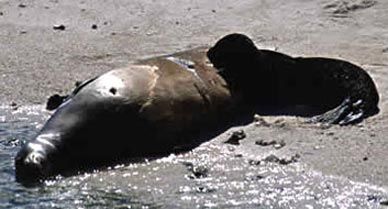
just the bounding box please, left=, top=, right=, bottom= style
left=1, top=0, right=387, bottom=192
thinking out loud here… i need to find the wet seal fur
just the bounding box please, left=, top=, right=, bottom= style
left=207, top=33, right=379, bottom=125
left=15, top=47, right=239, bottom=184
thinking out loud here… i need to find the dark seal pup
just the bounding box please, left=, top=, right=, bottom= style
left=15, top=47, right=238, bottom=184
left=207, top=33, right=379, bottom=125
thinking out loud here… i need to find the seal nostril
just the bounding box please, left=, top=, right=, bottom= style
left=109, top=87, right=117, bottom=95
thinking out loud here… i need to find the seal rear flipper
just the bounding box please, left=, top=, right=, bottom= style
left=308, top=98, right=368, bottom=125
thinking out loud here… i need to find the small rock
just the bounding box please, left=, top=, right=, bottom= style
left=382, top=48, right=388, bottom=53
left=224, top=130, right=246, bottom=145
left=234, top=154, right=243, bottom=158
left=263, top=154, right=280, bottom=163
left=53, top=24, right=66, bottom=30
left=279, top=154, right=300, bottom=165
left=248, top=159, right=261, bottom=166
left=245, top=174, right=265, bottom=181
left=196, top=186, right=216, bottom=193
left=255, top=139, right=276, bottom=146
left=211, top=9, right=216, bottom=13
left=363, top=156, right=368, bottom=161
left=20, top=31, right=27, bottom=34
left=6, top=137, right=21, bottom=147
left=0, top=12, right=3, bottom=16
left=10, top=102, right=17, bottom=107
left=175, top=21, right=179, bottom=25
left=18, top=4, right=27, bottom=8
left=380, top=200, right=388, bottom=206
left=103, top=21, right=108, bottom=25
left=182, top=162, right=209, bottom=179
left=263, top=154, right=300, bottom=165
left=274, top=141, right=286, bottom=149
left=133, top=26, right=139, bottom=29
left=91, top=24, right=98, bottom=29
left=254, top=114, right=270, bottom=127
left=111, top=32, right=116, bottom=36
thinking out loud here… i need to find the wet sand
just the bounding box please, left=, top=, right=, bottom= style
left=1, top=0, right=388, bottom=201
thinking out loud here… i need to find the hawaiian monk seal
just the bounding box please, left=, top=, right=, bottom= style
left=207, top=33, right=379, bottom=125
left=15, top=47, right=237, bottom=184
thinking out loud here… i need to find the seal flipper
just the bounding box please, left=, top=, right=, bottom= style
left=308, top=98, right=367, bottom=125
left=45, top=77, right=99, bottom=110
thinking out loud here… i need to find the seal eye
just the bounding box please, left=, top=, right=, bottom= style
left=109, top=87, right=117, bottom=95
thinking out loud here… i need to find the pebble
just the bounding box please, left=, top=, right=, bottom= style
left=224, top=130, right=246, bottom=145
left=255, top=139, right=276, bottom=146
left=91, top=24, right=98, bottom=29
left=380, top=200, right=388, bottom=206
left=53, top=24, right=66, bottom=30
left=18, top=4, right=27, bottom=8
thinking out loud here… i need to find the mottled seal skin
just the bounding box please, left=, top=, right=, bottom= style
left=15, top=47, right=236, bottom=184
left=207, top=33, right=379, bottom=124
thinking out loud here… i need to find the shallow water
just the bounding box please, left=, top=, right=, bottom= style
left=0, top=105, right=387, bottom=208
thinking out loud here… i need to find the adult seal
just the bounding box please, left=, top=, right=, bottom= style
left=207, top=33, right=379, bottom=125
left=15, top=47, right=237, bottom=184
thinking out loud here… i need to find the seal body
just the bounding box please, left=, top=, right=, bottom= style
left=15, top=47, right=234, bottom=183
left=207, top=33, right=379, bottom=124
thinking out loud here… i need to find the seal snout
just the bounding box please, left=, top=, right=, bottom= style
left=15, top=142, right=52, bottom=184
left=15, top=152, right=46, bottom=184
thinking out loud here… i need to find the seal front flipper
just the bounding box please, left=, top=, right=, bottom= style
left=45, top=77, right=99, bottom=110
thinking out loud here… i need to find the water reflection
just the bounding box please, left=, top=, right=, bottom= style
left=0, top=105, right=387, bottom=208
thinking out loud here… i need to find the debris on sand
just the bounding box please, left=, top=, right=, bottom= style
left=224, top=130, right=246, bottom=145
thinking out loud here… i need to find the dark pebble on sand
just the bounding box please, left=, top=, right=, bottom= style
left=211, top=9, right=216, bottom=13
left=91, top=24, right=98, bottom=29
left=255, top=139, right=276, bottom=146
left=245, top=174, right=265, bottom=181
left=0, top=12, right=3, bottom=16
left=18, top=4, right=27, bottom=8
left=10, top=102, right=17, bottom=107
left=182, top=162, right=209, bottom=179
left=53, top=24, right=66, bottom=30
left=363, top=156, right=368, bottom=161
left=382, top=48, right=388, bottom=53
left=224, top=130, right=246, bottom=145
left=381, top=200, right=388, bottom=206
